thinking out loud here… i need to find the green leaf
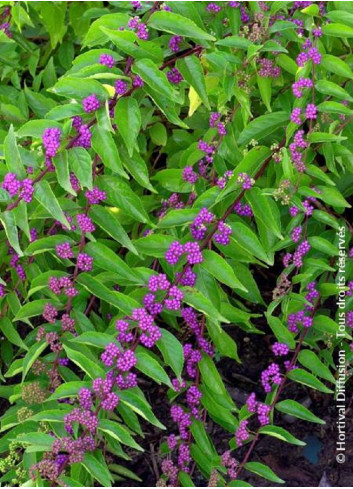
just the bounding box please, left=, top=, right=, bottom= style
left=308, top=236, right=339, bottom=256
left=238, top=111, right=289, bottom=145
left=245, top=188, right=282, bottom=238
left=257, top=75, right=272, bottom=112
left=275, top=399, right=325, bottom=424
left=63, top=344, right=106, bottom=379
left=200, top=250, right=247, bottom=291
left=322, top=23, right=353, bottom=38
left=317, top=102, right=353, bottom=116
left=119, top=388, right=165, bottom=429
left=206, top=319, right=240, bottom=363
left=216, top=36, right=252, bottom=48
left=135, top=348, right=172, bottom=388
left=83, top=13, right=130, bottom=47
left=40, top=2, right=67, bottom=49
left=17, top=119, right=62, bottom=138
left=49, top=381, right=92, bottom=400
left=182, top=287, right=230, bottom=323
left=134, top=234, right=175, bottom=257
left=176, top=55, right=210, bottom=109
left=313, top=314, right=339, bottom=335
left=298, top=350, right=336, bottom=384
left=321, top=54, right=353, bottom=80
left=12, top=432, right=55, bottom=450
left=245, top=462, right=284, bottom=484
left=14, top=299, right=53, bottom=322
left=51, top=76, right=110, bottom=100
left=229, top=222, right=271, bottom=264
left=132, top=58, right=179, bottom=102
left=91, top=125, right=128, bottom=178
left=315, top=80, right=353, bottom=102
left=85, top=241, right=140, bottom=283
left=316, top=185, right=351, bottom=208
left=72, top=332, right=116, bottom=349
left=76, top=273, right=140, bottom=315
left=100, top=28, right=162, bottom=63
left=156, top=328, right=184, bottom=379
left=82, top=452, right=113, bottom=487
left=158, top=208, right=199, bottom=228
left=216, top=146, right=272, bottom=203
left=54, top=151, right=77, bottom=196
left=259, top=425, right=305, bottom=446
left=326, top=9, right=353, bottom=27
left=287, top=368, right=333, bottom=394
left=68, top=147, right=93, bottom=189
left=4, top=125, right=25, bottom=178
left=0, top=317, right=28, bottom=350
left=22, top=341, right=47, bottom=381
left=89, top=205, right=138, bottom=255
left=266, top=314, right=295, bottom=349
left=34, top=180, right=70, bottom=228
left=308, top=132, right=346, bottom=143
left=148, top=11, right=215, bottom=41
left=100, top=175, right=152, bottom=224
left=25, top=234, right=75, bottom=255
left=99, top=419, right=143, bottom=451
left=115, top=98, right=141, bottom=156
left=0, top=211, right=22, bottom=256
left=199, top=355, right=235, bottom=409
left=149, top=122, right=167, bottom=146
left=179, top=472, right=196, bottom=487
left=276, top=53, right=298, bottom=75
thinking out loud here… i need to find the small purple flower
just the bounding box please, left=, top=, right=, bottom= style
left=42, top=128, right=61, bottom=158
left=99, top=53, right=114, bottom=68
left=115, top=79, right=128, bottom=95
left=82, top=94, right=100, bottom=113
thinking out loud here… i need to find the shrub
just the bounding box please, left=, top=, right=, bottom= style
left=0, top=1, right=352, bottom=487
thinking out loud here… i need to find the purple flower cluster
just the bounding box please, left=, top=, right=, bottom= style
left=191, top=207, right=214, bottom=240
left=42, top=128, right=61, bottom=158
left=214, top=221, right=232, bottom=246
left=99, top=53, right=114, bottom=68
left=169, top=35, right=182, bottom=52
left=234, top=201, right=253, bottom=217
left=217, top=170, right=233, bottom=189
left=3, top=173, right=34, bottom=203
left=73, top=123, right=92, bottom=149
left=296, top=45, right=321, bottom=67
left=165, top=241, right=203, bottom=265
left=221, top=451, right=238, bottom=480
left=115, top=79, right=128, bottom=96
left=76, top=213, right=95, bottom=234
left=182, top=166, right=198, bottom=184
left=206, top=3, right=221, bottom=13
left=292, top=77, right=313, bottom=99
left=166, top=67, right=183, bottom=84
left=288, top=309, right=313, bottom=333
left=82, top=94, right=100, bottom=113
left=85, top=187, right=106, bottom=204
left=209, top=112, right=227, bottom=136
left=272, top=342, right=289, bottom=356
left=261, top=362, right=281, bottom=393
left=127, top=17, right=149, bottom=40
left=237, top=172, right=254, bottom=190
left=235, top=420, right=249, bottom=447
left=246, top=392, right=271, bottom=426
left=49, top=276, right=78, bottom=297
left=258, top=58, right=281, bottom=78
left=289, top=130, right=308, bottom=172
left=56, top=242, right=74, bottom=259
